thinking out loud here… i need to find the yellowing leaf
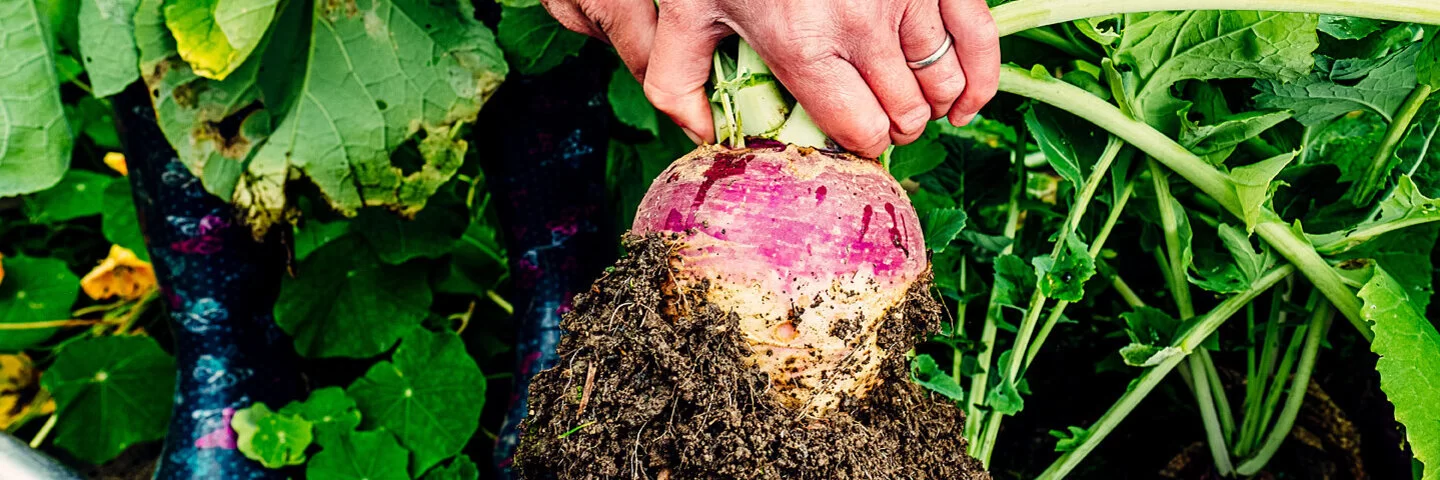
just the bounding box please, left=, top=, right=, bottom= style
left=163, top=0, right=279, bottom=80
left=0, top=252, right=5, bottom=286
left=80, top=245, right=157, bottom=301
left=103, top=152, right=128, bottom=176
left=0, top=353, right=53, bottom=430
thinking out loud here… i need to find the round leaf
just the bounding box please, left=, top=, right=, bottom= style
left=0, top=256, right=80, bottom=351
left=41, top=336, right=175, bottom=464
left=232, top=403, right=313, bottom=469
left=306, top=430, right=409, bottom=480
left=278, top=386, right=361, bottom=446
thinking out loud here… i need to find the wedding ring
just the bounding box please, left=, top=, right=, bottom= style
left=907, top=35, right=953, bottom=70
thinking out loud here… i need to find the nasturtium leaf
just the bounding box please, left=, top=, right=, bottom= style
left=992, top=254, right=1035, bottom=311
left=355, top=205, right=467, bottom=265
left=922, top=207, right=968, bottom=253
left=276, top=236, right=433, bottom=358
left=347, top=327, right=485, bottom=475
left=133, top=0, right=174, bottom=69
left=1318, top=15, right=1385, bottom=40
left=1114, top=11, right=1317, bottom=133
left=422, top=455, right=480, bottom=480
left=232, top=403, right=313, bottom=468
left=41, top=336, right=175, bottom=464
left=293, top=218, right=352, bottom=262
left=1050, top=425, right=1090, bottom=453
left=1179, top=110, right=1292, bottom=165
left=436, top=218, right=509, bottom=295
left=608, top=66, right=658, bottom=136
left=497, top=5, right=585, bottom=75
left=1229, top=152, right=1297, bottom=232
left=77, top=0, right=140, bottom=96
left=0, top=0, right=73, bottom=197
left=1032, top=236, right=1095, bottom=302
left=1119, top=307, right=1183, bottom=367
left=24, top=170, right=113, bottom=223
left=306, top=430, right=410, bottom=480
left=279, top=386, right=362, bottom=446
left=74, top=96, right=122, bottom=149
left=163, top=0, right=278, bottom=80
left=1362, top=267, right=1440, bottom=480
left=101, top=181, right=150, bottom=262
left=0, top=257, right=79, bottom=351
left=909, top=354, right=965, bottom=402
left=1255, top=46, right=1420, bottom=126
left=236, top=0, right=507, bottom=236
left=890, top=128, right=947, bottom=180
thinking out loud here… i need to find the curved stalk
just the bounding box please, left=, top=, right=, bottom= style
left=992, top=0, right=1440, bottom=37
left=998, top=66, right=1368, bottom=338
left=1354, top=85, right=1434, bottom=206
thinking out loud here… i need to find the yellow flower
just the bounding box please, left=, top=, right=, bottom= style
left=81, top=245, right=157, bottom=301
left=0, top=353, right=53, bottom=431
left=104, top=152, right=128, bottom=176
left=0, top=251, right=6, bottom=286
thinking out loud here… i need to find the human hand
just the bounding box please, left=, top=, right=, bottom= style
left=541, top=0, right=1001, bottom=158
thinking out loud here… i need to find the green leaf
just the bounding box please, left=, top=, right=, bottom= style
left=1362, top=267, right=1440, bottom=480
left=497, top=0, right=538, bottom=6
left=102, top=181, right=150, bottom=262
left=237, top=0, right=508, bottom=235
left=992, top=254, right=1035, bottom=311
left=1306, top=110, right=1391, bottom=184
left=608, top=65, right=657, bottom=136
left=1180, top=110, right=1292, bottom=165
left=1317, top=15, right=1385, bottom=40
left=133, top=0, right=175, bottom=70
left=294, top=219, right=352, bottom=262
left=306, top=430, right=410, bottom=480
left=421, top=455, right=479, bottom=480
left=74, top=96, right=122, bottom=149
left=0, top=256, right=80, bottom=351
left=0, top=0, right=73, bottom=197
left=163, top=0, right=278, bottom=80
left=497, top=5, right=586, bottom=75
left=355, top=206, right=466, bottom=265
left=909, top=354, right=965, bottom=402
left=347, top=327, right=485, bottom=475
left=1418, top=27, right=1440, bottom=89
left=1314, top=176, right=1440, bottom=254
left=1229, top=151, right=1297, bottom=232
left=985, top=351, right=1024, bottom=415
left=889, top=129, right=947, bottom=180
left=1342, top=224, right=1439, bottom=313
left=922, top=207, right=968, bottom=253
left=41, top=336, right=175, bottom=464
left=1119, top=307, right=1184, bottom=367
left=1032, top=236, right=1095, bottom=302
left=1024, top=104, right=1106, bottom=189
left=1255, top=46, right=1420, bottom=126
left=275, top=236, right=433, bottom=358
left=1114, top=11, right=1318, bottom=132
left=24, top=170, right=113, bottom=223
left=1216, top=223, right=1271, bottom=283
left=77, top=0, right=140, bottom=96
left=233, top=402, right=313, bottom=469
left=278, top=386, right=363, bottom=446
left=1050, top=425, right=1090, bottom=453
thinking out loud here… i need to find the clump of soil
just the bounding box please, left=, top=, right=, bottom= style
left=517, top=234, right=988, bottom=479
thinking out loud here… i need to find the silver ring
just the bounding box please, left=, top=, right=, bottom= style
left=907, top=35, right=953, bottom=70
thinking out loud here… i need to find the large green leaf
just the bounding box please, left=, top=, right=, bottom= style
left=162, top=0, right=278, bottom=80
left=1114, top=11, right=1318, bottom=133
left=0, top=0, right=73, bottom=196
left=1362, top=267, right=1440, bottom=480
left=306, top=430, right=410, bottom=480
left=23, top=170, right=114, bottom=223
left=236, top=0, right=507, bottom=235
left=347, top=327, right=485, bottom=476
left=1255, top=46, right=1421, bottom=126
left=1179, top=110, right=1292, bottom=165
left=0, top=256, right=79, bottom=351
left=608, top=65, right=657, bottom=136
left=992, top=254, right=1035, bottom=311
left=922, top=207, right=968, bottom=253
left=421, top=455, right=479, bottom=480
left=497, top=5, right=585, bottom=75
left=278, top=386, right=363, bottom=446
left=275, top=236, right=433, bottom=358
left=890, top=128, right=947, bottom=180
left=77, top=0, right=140, bottom=96
left=41, top=335, right=176, bottom=464
left=1229, top=152, right=1297, bottom=232
left=355, top=205, right=466, bottom=265
left=101, top=180, right=150, bottom=262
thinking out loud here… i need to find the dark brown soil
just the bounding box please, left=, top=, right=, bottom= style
left=516, top=234, right=988, bottom=479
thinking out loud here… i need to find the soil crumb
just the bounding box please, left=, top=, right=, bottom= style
left=517, top=234, right=988, bottom=479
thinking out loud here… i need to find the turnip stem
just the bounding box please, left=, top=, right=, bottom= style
left=1236, top=302, right=1333, bottom=475
left=1354, top=85, right=1433, bottom=206
left=991, top=0, right=1440, bottom=37
left=1037, top=264, right=1296, bottom=480
left=998, top=65, right=1368, bottom=339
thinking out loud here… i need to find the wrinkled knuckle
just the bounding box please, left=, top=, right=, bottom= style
left=893, top=103, right=931, bottom=138
left=930, top=73, right=967, bottom=106
left=965, top=17, right=1001, bottom=50
left=643, top=80, right=684, bottom=114
left=845, top=118, right=892, bottom=156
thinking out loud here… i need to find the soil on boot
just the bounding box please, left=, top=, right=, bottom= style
left=516, top=234, right=989, bottom=480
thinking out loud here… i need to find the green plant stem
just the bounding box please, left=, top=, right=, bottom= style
left=1024, top=178, right=1136, bottom=370
left=1354, top=85, right=1433, bottom=206
left=1015, top=27, right=1099, bottom=60
left=953, top=259, right=971, bottom=384
left=1186, top=353, right=1236, bottom=475
left=1365, top=110, right=1440, bottom=222
left=1239, top=280, right=1293, bottom=454
left=991, top=0, right=1440, bottom=37
left=1236, top=302, right=1334, bottom=475
left=965, top=145, right=1026, bottom=455
left=29, top=414, right=58, bottom=448
left=998, top=66, right=1368, bottom=337
left=1037, top=264, right=1296, bottom=480
left=1200, top=348, right=1236, bottom=443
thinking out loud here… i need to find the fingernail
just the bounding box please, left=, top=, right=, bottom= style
left=681, top=127, right=704, bottom=145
